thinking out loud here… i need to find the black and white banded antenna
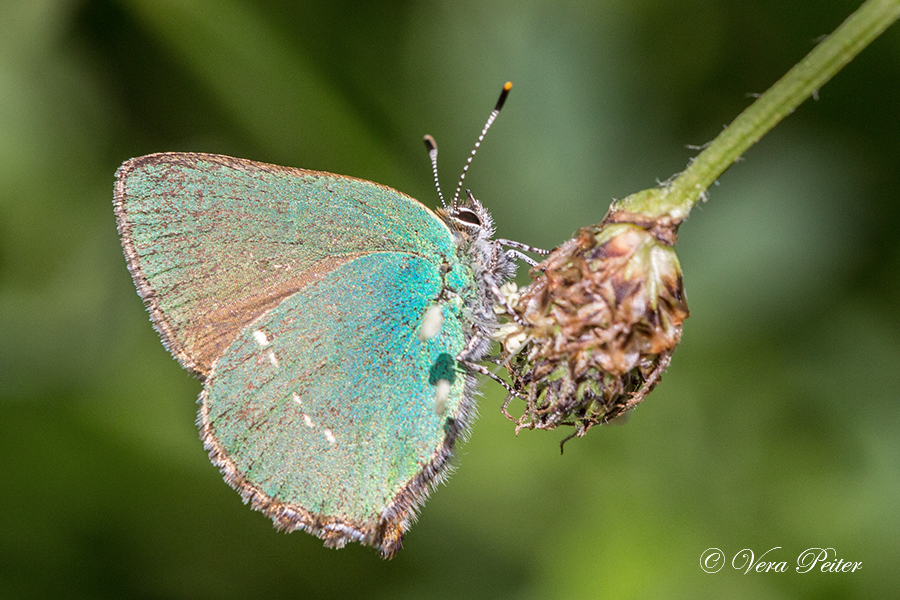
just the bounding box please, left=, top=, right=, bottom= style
left=423, top=134, right=446, bottom=207
left=423, top=81, right=513, bottom=209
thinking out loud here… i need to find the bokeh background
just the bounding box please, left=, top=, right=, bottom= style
left=2, top=0, right=899, bottom=597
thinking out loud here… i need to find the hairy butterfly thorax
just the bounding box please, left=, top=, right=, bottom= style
left=437, top=195, right=513, bottom=363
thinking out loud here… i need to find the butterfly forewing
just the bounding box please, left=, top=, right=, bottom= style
left=114, top=153, right=456, bottom=377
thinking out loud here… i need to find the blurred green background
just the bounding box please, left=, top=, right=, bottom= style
left=2, top=0, right=899, bottom=597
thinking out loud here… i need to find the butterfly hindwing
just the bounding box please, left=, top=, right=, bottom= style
left=201, top=252, right=469, bottom=555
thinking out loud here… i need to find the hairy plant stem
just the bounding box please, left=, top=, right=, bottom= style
left=615, top=0, right=900, bottom=221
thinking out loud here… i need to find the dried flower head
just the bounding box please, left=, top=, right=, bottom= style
left=498, top=204, right=689, bottom=442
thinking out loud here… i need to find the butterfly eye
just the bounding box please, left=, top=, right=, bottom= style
left=454, top=208, right=482, bottom=226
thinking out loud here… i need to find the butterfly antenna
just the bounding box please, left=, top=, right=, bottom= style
left=423, top=134, right=447, bottom=208
left=451, top=81, right=512, bottom=208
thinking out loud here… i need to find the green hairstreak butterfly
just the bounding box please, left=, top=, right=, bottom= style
left=114, top=83, right=544, bottom=557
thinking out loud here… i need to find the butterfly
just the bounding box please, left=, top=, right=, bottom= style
left=114, top=82, right=544, bottom=557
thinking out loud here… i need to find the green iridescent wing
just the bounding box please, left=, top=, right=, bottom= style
left=115, top=153, right=476, bottom=556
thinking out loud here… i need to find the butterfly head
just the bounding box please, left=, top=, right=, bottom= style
left=442, top=189, right=496, bottom=244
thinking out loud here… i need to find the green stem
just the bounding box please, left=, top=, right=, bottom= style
left=617, top=0, right=900, bottom=221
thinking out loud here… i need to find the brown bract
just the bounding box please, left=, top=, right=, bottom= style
left=499, top=209, right=689, bottom=442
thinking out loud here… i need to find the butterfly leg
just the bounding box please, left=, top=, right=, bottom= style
left=497, top=238, right=549, bottom=257
left=456, top=336, right=527, bottom=400
left=481, top=241, right=531, bottom=326
left=504, top=248, right=539, bottom=267
left=456, top=329, right=492, bottom=363
left=458, top=359, right=518, bottom=396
